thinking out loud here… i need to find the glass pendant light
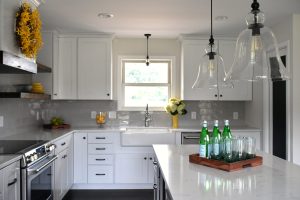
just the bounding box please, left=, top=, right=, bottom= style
left=225, top=0, right=289, bottom=82
left=144, top=33, right=151, bottom=66
left=192, top=0, right=231, bottom=89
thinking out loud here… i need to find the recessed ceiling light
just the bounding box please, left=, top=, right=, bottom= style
left=215, top=16, right=228, bottom=21
left=97, top=13, right=114, bottom=19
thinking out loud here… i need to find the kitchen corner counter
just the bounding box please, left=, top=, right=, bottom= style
left=153, top=144, right=300, bottom=200
left=0, top=155, right=22, bottom=170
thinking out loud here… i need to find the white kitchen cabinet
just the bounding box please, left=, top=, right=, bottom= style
left=181, top=40, right=219, bottom=100
left=0, top=161, right=21, bottom=200
left=54, top=134, right=73, bottom=200
left=54, top=37, right=77, bottom=99
left=217, top=40, right=252, bottom=101
left=115, top=153, right=155, bottom=184
left=78, top=38, right=112, bottom=99
left=181, top=39, right=252, bottom=101
left=73, top=133, right=88, bottom=183
left=54, top=148, right=69, bottom=200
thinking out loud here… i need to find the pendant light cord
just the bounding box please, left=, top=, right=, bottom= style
left=209, top=0, right=214, bottom=53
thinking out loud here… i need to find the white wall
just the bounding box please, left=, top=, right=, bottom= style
left=292, top=14, right=300, bottom=165
left=112, top=38, right=181, bottom=99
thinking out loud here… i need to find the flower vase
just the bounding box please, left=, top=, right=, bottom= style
left=172, top=115, right=179, bottom=129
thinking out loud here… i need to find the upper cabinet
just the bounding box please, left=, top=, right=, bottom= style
left=77, top=38, right=112, bottom=100
left=52, top=34, right=113, bottom=100
left=181, top=38, right=252, bottom=101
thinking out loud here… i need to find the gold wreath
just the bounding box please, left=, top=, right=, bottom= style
left=15, top=2, right=42, bottom=59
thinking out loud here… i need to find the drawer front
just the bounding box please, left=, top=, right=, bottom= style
left=54, top=134, right=72, bottom=154
left=88, top=155, right=114, bottom=165
left=88, top=165, right=113, bottom=183
left=88, top=144, right=113, bottom=154
left=88, top=133, right=113, bottom=144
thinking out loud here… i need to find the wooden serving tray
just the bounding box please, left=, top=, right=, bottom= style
left=43, top=124, right=71, bottom=129
left=189, top=154, right=263, bottom=172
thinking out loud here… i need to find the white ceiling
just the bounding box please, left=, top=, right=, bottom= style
left=39, top=0, right=300, bottom=38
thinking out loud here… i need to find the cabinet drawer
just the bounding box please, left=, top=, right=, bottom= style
left=88, top=165, right=113, bottom=183
left=54, top=134, right=72, bottom=154
left=88, top=144, right=113, bottom=154
left=88, top=155, right=114, bottom=165
left=88, top=133, right=113, bottom=144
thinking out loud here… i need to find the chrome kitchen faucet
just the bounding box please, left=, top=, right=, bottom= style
left=145, top=104, right=152, bottom=127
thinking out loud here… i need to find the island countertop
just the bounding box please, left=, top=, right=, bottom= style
left=153, top=144, right=300, bottom=200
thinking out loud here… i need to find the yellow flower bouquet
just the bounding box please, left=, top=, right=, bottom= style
left=165, top=98, right=187, bottom=116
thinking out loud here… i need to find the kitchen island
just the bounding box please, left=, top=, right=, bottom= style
left=153, top=144, right=300, bottom=200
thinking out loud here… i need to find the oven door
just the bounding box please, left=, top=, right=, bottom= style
left=27, top=155, right=57, bottom=200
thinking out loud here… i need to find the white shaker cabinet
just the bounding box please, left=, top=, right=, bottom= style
left=181, top=40, right=219, bottom=100
left=53, top=37, right=77, bottom=99
left=217, top=40, right=252, bottom=101
left=78, top=38, right=112, bottom=100
left=0, top=161, right=20, bottom=200
left=181, top=39, right=252, bottom=101
left=115, top=153, right=155, bottom=184
left=73, top=133, right=88, bottom=184
left=54, top=134, right=74, bottom=200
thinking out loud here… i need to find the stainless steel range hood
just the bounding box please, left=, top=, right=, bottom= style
left=0, top=51, right=37, bottom=74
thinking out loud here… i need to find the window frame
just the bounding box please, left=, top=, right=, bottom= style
left=117, top=56, right=176, bottom=111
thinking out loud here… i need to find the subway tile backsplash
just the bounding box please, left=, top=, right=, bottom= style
left=0, top=99, right=246, bottom=137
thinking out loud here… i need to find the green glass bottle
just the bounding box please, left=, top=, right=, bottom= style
left=211, top=120, right=220, bottom=159
left=222, top=120, right=232, bottom=161
left=199, top=121, right=209, bottom=158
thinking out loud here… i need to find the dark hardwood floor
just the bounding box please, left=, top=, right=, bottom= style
left=62, top=189, right=153, bottom=200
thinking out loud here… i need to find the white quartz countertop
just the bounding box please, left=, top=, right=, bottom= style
left=0, top=155, right=22, bottom=170
left=153, top=144, right=300, bottom=200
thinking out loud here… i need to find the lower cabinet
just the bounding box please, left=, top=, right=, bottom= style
left=115, top=153, right=155, bottom=184
left=0, top=161, right=20, bottom=200
left=54, top=134, right=74, bottom=200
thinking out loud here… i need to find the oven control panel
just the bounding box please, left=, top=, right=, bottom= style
left=24, top=143, right=56, bottom=165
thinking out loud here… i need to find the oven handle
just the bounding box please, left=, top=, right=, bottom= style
left=28, top=156, right=58, bottom=174
left=183, top=136, right=200, bottom=139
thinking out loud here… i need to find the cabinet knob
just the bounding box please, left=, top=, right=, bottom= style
left=83, top=137, right=86, bottom=139
left=149, top=157, right=153, bottom=160
left=53, top=93, right=58, bottom=96
left=215, top=94, right=218, bottom=97
left=107, top=93, right=110, bottom=96
left=144, top=157, right=147, bottom=160
left=220, top=94, right=223, bottom=97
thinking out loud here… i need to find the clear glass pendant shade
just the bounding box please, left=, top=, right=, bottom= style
left=193, top=45, right=233, bottom=89
left=225, top=11, right=289, bottom=82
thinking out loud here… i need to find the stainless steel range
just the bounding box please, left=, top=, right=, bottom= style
left=0, top=140, right=56, bottom=200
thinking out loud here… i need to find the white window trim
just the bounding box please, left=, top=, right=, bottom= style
left=117, top=55, right=176, bottom=111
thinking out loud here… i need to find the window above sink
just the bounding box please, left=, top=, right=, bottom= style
left=117, top=56, right=177, bottom=111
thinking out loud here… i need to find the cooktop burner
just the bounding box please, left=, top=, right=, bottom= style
left=0, top=140, right=47, bottom=154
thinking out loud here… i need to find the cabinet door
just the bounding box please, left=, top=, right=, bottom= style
left=54, top=37, right=77, bottom=99
left=3, top=161, right=20, bottom=200
left=218, top=40, right=252, bottom=101
left=148, top=154, right=155, bottom=184
left=0, top=169, right=3, bottom=200
left=54, top=149, right=68, bottom=200
left=181, top=40, right=219, bottom=100
left=77, top=38, right=112, bottom=100
left=73, top=133, right=88, bottom=183
left=115, top=154, right=148, bottom=183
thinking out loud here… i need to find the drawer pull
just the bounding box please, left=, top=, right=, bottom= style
left=95, top=173, right=106, bottom=176
left=96, top=148, right=106, bottom=151
left=61, top=142, right=66, bottom=146
left=62, top=155, right=68, bottom=159
left=96, top=158, right=106, bottom=161
left=8, top=178, right=17, bottom=186
left=96, top=137, right=106, bottom=140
